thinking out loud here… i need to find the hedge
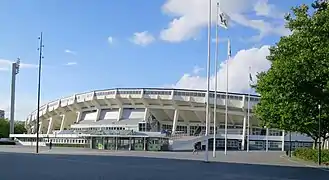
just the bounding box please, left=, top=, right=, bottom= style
left=293, top=148, right=329, bottom=164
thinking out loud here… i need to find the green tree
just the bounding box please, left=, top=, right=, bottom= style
left=253, top=0, right=329, bottom=146
left=14, top=121, right=27, bottom=134
left=0, top=119, right=27, bottom=138
left=0, top=118, right=9, bottom=138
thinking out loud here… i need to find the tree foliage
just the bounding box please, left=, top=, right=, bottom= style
left=0, top=118, right=27, bottom=138
left=254, top=0, right=329, bottom=141
left=0, top=118, right=10, bottom=138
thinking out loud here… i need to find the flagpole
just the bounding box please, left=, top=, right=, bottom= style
left=224, top=39, right=230, bottom=155
left=204, top=0, right=212, bottom=163
left=247, top=66, right=251, bottom=152
left=213, top=2, right=220, bottom=158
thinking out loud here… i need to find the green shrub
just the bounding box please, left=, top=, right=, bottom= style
left=293, top=148, right=329, bottom=163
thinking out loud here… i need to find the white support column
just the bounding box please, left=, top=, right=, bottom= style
left=46, top=117, right=54, bottom=135
left=241, top=113, right=247, bottom=150
left=187, top=125, right=191, bottom=136
left=95, top=109, right=101, bottom=122
left=76, top=111, right=82, bottom=123
left=171, top=109, right=179, bottom=135
left=38, top=121, right=43, bottom=134
left=60, top=114, right=67, bottom=131
left=143, top=108, right=149, bottom=121
left=117, top=108, right=123, bottom=121
left=281, top=130, right=285, bottom=151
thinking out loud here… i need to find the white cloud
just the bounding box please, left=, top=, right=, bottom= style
left=0, top=58, right=37, bottom=71
left=64, top=49, right=77, bottom=55
left=160, top=0, right=290, bottom=42
left=65, top=62, right=77, bottom=66
left=173, top=45, right=271, bottom=93
left=254, top=0, right=284, bottom=18
left=108, top=36, right=114, bottom=44
left=192, top=65, right=204, bottom=74
left=131, top=31, right=155, bottom=46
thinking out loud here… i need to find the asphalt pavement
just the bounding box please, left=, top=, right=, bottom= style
left=0, top=146, right=328, bottom=180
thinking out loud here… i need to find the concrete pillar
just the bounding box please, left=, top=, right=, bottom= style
left=129, top=137, right=132, bottom=151
left=241, top=113, right=247, bottom=150
left=38, top=121, right=43, bottom=134
left=60, top=114, right=66, bottom=131
left=46, top=117, right=54, bottom=134
left=117, top=108, right=123, bottom=121
left=95, top=109, right=101, bottom=122
left=143, top=137, right=147, bottom=151
left=115, top=137, right=118, bottom=150
left=187, top=125, right=191, bottom=136
left=76, top=111, right=82, bottom=123
left=281, top=130, right=285, bottom=151
left=143, top=108, right=149, bottom=121
left=171, top=109, right=179, bottom=135
left=89, top=137, right=93, bottom=149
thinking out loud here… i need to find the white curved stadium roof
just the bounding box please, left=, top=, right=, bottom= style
left=26, top=88, right=260, bottom=127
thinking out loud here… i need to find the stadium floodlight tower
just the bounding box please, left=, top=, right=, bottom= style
left=9, top=58, right=20, bottom=136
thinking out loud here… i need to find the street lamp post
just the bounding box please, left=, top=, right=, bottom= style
left=318, top=104, right=321, bottom=165
left=289, top=130, right=292, bottom=157
left=264, top=126, right=269, bottom=152
left=9, top=58, right=20, bottom=137
left=36, top=32, right=44, bottom=154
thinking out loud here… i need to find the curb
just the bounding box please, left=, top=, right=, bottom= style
left=279, top=155, right=329, bottom=172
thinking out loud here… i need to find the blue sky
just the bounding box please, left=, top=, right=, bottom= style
left=0, top=0, right=315, bottom=120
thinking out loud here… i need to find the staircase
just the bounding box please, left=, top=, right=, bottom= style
left=147, top=115, right=160, bottom=132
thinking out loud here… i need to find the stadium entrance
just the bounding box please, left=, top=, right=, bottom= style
left=90, top=136, right=169, bottom=151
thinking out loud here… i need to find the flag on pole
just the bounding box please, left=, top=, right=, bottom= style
left=218, top=12, right=229, bottom=29
left=249, top=73, right=253, bottom=82
left=249, top=67, right=254, bottom=84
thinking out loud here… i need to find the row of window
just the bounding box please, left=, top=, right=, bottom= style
left=44, top=138, right=87, bottom=144
left=161, top=124, right=283, bottom=136
left=117, top=90, right=141, bottom=95
left=71, top=127, right=126, bottom=131
left=66, top=90, right=259, bottom=103
left=17, top=138, right=88, bottom=144
left=95, top=91, right=116, bottom=96
left=144, top=90, right=172, bottom=95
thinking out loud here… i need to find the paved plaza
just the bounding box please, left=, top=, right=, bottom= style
left=0, top=146, right=328, bottom=180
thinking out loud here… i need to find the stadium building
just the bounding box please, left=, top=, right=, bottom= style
left=11, top=88, right=326, bottom=151
left=0, top=109, right=4, bottom=119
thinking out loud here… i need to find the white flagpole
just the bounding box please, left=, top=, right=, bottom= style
left=204, top=0, right=212, bottom=163
left=247, top=66, right=251, bottom=152
left=224, top=39, right=230, bottom=155
left=213, top=2, right=220, bottom=158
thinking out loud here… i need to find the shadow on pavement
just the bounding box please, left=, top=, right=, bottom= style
left=1, top=151, right=328, bottom=180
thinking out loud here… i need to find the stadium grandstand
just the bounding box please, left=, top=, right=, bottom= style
left=11, top=88, right=326, bottom=151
